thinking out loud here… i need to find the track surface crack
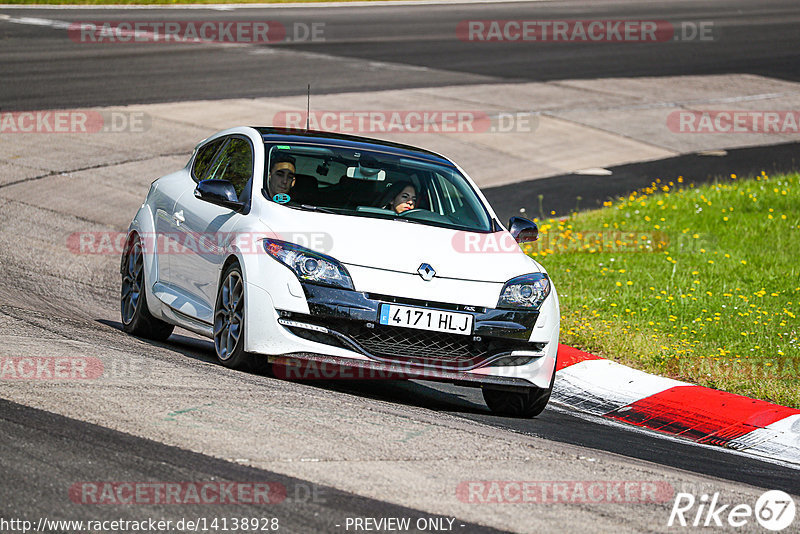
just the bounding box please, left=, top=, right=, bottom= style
left=0, top=151, right=188, bottom=190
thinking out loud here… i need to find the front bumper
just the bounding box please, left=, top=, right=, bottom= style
left=275, top=283, right=546, bottom=372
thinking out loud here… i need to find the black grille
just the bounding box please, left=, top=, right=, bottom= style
left=286, top=315, right=538, bottom=367
left=353, top=325, right=486, bottom=364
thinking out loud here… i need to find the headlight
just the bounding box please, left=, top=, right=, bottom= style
left=263, top=239, right=354, bottom=290
left=497, top=273, right=550, bottom=310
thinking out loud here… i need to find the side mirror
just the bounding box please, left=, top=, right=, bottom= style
left=508, top=216, right=539, bottom=244
left=194, top=179, right=244, bottom=211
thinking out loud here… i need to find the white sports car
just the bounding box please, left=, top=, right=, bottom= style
left=121, top=127, right=559, bottom=417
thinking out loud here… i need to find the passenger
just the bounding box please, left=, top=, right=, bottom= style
left=267, top=154, right=296, bottom=199
left=381, top=181, right=417, bottom=214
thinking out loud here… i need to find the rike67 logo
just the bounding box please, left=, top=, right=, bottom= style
left=668, top=490, right=796, bottom=531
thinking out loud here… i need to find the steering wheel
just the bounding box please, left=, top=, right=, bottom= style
left=397, top=209, right=426, bottom=217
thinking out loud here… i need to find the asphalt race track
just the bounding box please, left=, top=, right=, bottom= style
left=484, top=140, right=800, bottom=221
left=1, top=1, right=799, bottom=532
left=1, top=0, right=800, bottom=110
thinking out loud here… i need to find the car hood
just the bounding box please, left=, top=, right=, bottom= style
left=261, top=210, right=539, bottom=283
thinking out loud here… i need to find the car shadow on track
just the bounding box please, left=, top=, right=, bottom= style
left=98, top=319, right=219, bottom=365
left=302, top=377, right=491, bottom=416
left=98, top=319, right=491, bottom=416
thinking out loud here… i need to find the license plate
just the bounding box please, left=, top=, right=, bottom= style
left=378, top=304, right=473, bottom=335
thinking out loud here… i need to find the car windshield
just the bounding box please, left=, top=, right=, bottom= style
left=262, top=143, right=493, bottom=232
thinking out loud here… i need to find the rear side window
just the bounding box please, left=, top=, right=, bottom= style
left=191, top=138, right=225, bottom=182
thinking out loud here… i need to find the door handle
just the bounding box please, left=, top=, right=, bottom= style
left=173, top=210, right=185, bottom=226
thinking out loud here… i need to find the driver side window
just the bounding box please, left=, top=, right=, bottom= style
left=194, top=137, right=254, bottom=199
left=191, top=138, right=225, bottom=183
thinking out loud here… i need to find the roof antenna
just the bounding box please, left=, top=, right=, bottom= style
left=305, top=83, right=310, bottom=131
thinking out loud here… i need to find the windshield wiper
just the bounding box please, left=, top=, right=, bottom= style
left=289, top=204, right=339, bottom=215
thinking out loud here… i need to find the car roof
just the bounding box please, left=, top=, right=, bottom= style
left=255, top=127, right=454, bottom=167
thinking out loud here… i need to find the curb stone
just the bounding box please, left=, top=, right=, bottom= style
left=553, top=345, right=800, bottom=466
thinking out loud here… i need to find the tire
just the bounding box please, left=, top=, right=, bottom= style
left=213, top=263, right=268, bottom=372
left=482, top=367, right=556, bottom=418
left=120, top=235, right=175, bottom=341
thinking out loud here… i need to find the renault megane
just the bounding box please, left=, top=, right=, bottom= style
left=120, top=127, right=559, bottom=417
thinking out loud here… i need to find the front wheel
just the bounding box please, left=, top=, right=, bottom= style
left=213, top=263, right=267, bottom=372
left=120, top=235, right=174, bottom=341
left=482, top=368, right=555, bottom=418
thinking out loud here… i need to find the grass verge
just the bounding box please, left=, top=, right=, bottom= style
left=532, top=171, right=800, bottom=408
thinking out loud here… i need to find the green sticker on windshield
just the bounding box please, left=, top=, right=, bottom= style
left=276, top=145, right=291, bottom=150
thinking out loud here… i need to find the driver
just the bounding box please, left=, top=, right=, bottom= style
left=267, top=154, right=296, bottom=199
left=381, top=181, right=417, bottom=214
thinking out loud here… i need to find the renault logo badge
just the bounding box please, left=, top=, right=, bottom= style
left=418, top=263, right=436, bottom=281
